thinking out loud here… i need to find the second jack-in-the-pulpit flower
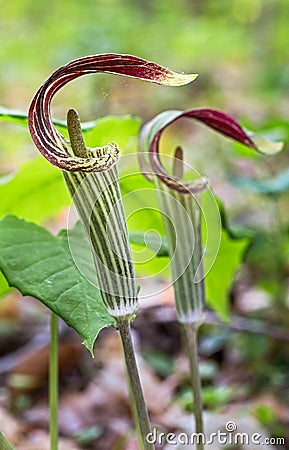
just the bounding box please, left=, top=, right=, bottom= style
left=138, top=108, right=282, bottom=446
left=139, top=107, right=282, bottom=324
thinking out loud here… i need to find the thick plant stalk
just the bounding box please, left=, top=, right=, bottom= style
left=117, top=318, right=153, bottom=450
left=49, top=312, right=59, bottom=450
left=183, top=324, right=204, bottom=450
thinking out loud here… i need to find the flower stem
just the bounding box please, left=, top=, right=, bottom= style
left=0, top=432, right=15, bottom=450
left=49, top=312, right=59, bottom=450
left=183, top=323, right=204, bottom=450
left=117, top=318, right=154, bottom=450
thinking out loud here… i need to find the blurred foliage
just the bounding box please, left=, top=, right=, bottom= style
left=177, top=384, right=236, bottom=411
left=1, top=0, right=289, bottom=115
left=142, top=348, right=174, bottom=377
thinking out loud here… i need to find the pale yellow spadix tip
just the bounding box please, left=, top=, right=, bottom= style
left=163, top=72, right=198, bottom=86
left=246, top=129, right=284, bottom=155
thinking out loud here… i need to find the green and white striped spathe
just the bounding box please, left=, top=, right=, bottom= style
left=64, top=165, right=138, bottom=318
left=153, top=175, right=205, bottom=324
left=63, top=166, right=137, bottom=317
left=63, top=110, right=137, bottom=317
left=139, top=108, right=283, bottom=325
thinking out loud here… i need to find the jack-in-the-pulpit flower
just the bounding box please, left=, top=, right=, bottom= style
left=28, top=54, right=197, bottom=319
left=139, top=108, right=282, bottom=447
left=139, top=108, right=282, bottom=324
left=28, top=54, right=198, bottom=450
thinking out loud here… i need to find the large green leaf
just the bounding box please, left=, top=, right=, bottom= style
left=0, top=106, right=97, bottom=131
left=201, top=193, right=250, bottom=320
left=0, top=216, right=115, bottom=353
left=0, top=107, right=141, bottom=139
left=58, top=221, right=97, bottom=287
left=205, top=230, right=249, bottom=320
left=0, top=271, right=10, bottom=297
left=83, top=115, right=141, bottom=154
left=0, top=157, right=70, bottom=223
left=0, top=106, right=67, bottom=129
left=129, top=231, right=168, bottom=257
left=120, top=171, right=171, bottom=277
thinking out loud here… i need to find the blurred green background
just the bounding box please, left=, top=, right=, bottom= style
left=1, top=0, right=289, bottom=114
left=1, top=0, right=289, bottom=179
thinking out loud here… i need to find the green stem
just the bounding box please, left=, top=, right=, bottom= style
left=117, top=318, right=154, bottom=450
left=0, top=432, right=15, bottom=450
left=49, top=312, right=59, bottom=450
left=183, top=323, right=204, bottom=450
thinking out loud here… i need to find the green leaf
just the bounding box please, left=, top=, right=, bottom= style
left=0, top=157, right=70, bottom=223
left=129, top=231, right=168, bottom=257
left=58, top=221, right=97, bottom=288
left=0, top=106, right=92, bottom=131
left=0, top=216, right=115, bottom=353
left=178, top=385, right=234, bottom=411
left=62, top=220, right=169, bottom=279
left=0, top=271, right=10, bottom=297
left=217, top=196, right=255, bottom=239
left=205, top=230, right=249, bottom=320
left=0, top=106, right=141, bottom=137
left=120, top=171, right=170, bottom=277
left=0, top=432, right=15, bottom=450
left=83, top=115, right=141, bottom=154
